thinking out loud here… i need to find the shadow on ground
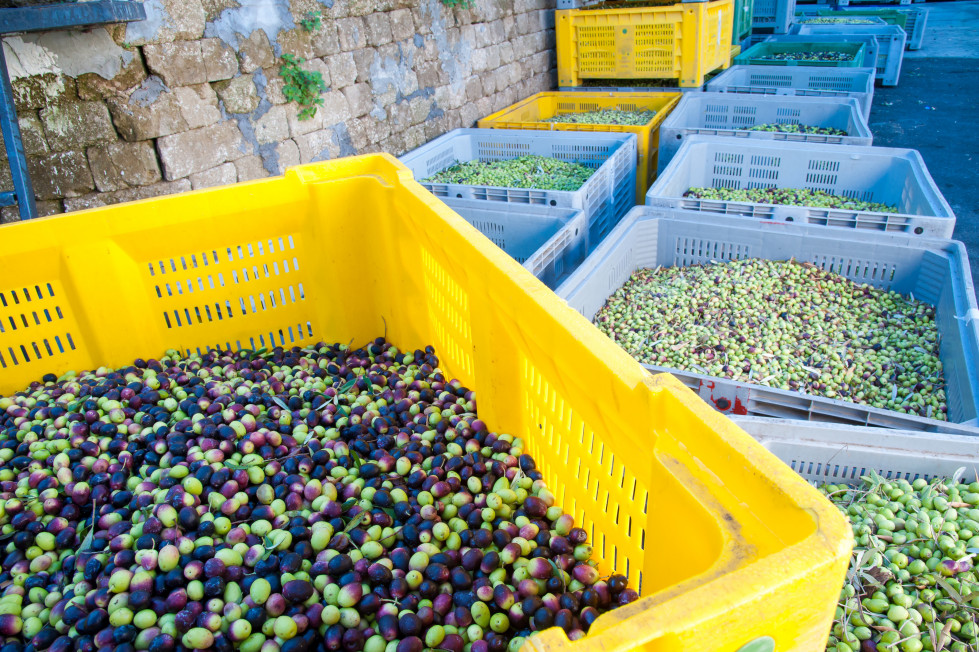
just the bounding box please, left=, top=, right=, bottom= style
left=869, top=57, right=979, bottom=299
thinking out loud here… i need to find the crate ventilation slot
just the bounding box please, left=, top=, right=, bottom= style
left=813, top=256, right=898, bottom=285
left=421, top=247, right=473, bottom=380
left=521, top=353, right=649, bottom=593
left=675, top=237, right=750, bottom=265
left=0, top=283, right=77, bottom=369
left=792, top=459, right=933, bottom=482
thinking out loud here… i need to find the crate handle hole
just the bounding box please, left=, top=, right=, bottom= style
left=549, top=200, right=557, bottom=206
left=676, top=134, right=683, bottom=140
left=786, top=217, right=794, bottom=222
left=914, top=227, right=923, bottom=235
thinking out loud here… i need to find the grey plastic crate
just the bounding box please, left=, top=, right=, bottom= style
left=791, top=23, right=907, bottom=85
left=704, top=65, right=875, bottom=119
left=555, top=207, right=979, bottom=431
left=439, top=199, right=588, bottom=290
left=647, top=136, right=954, bottom=236
left=839, top=0, right=912, bottom=6
left=399, top=129, right=637, bottom=248
left=764, top=34, right=882, bottom=82
left=743, top=33, right=773, bottom=48
left=903, top=6, right=927, bottom=50
left=794, top=15, right=887, bottom=25
left=734, top=418, right=979, bottom=483
left=813, top=6, right=926, bottom=50
left=659, top=92, right=872, bottom=169
left=793, top=4, right=823, bottom=14
left=752, top=0, right=796, bottom=33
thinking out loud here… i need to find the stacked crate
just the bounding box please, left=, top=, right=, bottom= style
left=556, top=0, right=737, bottom=89
left=527, top=0, right=973, bottom=437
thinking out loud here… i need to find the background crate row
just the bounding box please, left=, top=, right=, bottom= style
left=787, top=23, right=907, bottom=85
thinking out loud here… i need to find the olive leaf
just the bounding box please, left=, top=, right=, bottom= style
left=76, top=497, right=99, bottom=555
left=953, top=466, right=968, bottom=484
left=338, top=377, right=358, bottom=394
left=859, top=567, right=891, bottom=592
left=272, top=396, right=289, bottom=411
left=225, top=462, right=255, bottom=471
left=350, top=451, right=363, bottom=470
left=936, top=577, right=967, bottom=606
left=343, top=510, right=370, bottom=534
left=547, top=559, right=566, bottom=593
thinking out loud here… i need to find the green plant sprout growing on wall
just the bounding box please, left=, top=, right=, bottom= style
left=440, top=0, right=474, bottom=7
left=279, top=54, right=327, bottom=120
left=300, top=11, right=322, bottom=32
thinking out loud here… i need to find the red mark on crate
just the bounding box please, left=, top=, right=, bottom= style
left=702, top=381, right=748, bottom=415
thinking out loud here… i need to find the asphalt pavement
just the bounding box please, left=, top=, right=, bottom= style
left=865, top=0, right=979, bottom=297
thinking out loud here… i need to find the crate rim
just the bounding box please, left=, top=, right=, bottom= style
left=477, top=90, right=684, bottom=131
left=733, top=416, right=979, bottom=483
left=404, top=127, right=638, bottom=193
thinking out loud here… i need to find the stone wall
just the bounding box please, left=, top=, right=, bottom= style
left=0, top=0, right=556, bottom=220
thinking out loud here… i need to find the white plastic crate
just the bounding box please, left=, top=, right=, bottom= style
left=794, top=4, right=823, bottom=14
left=705, top=65, right=875, bottom=119
left=555, top=206, right=979, bottom=432
left=399, top=129, right=637, bottom=248
left=794, top=15, right=887, bottom=25
left=839, top=0, right=912, bottom=6
left=647, top=136, right=955, bottom=237
left=440, top=198, right=588, bottom=290
left=790, top=23, right=907, bottom=85
left=659, top=92, right=872, bottom=169
left=734, top=417, right=979, bottom=484
left=752, top=0, right=796, bottom=33
left=904, top=6, right=927, bottom=50
left=816, top=6, right=927, bottom=50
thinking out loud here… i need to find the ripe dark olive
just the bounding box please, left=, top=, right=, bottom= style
left=283, top=579, right=314, bottom=603
left=533, top=607, right=553, bottom=630
left=0, top=339, right=642, bottom=652
left=608, top=574, right=628, bottom=594
left=554, top=608, right=574, bottom=632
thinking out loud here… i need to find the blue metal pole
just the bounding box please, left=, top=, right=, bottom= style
left=0, top=40, right=37, bottom=220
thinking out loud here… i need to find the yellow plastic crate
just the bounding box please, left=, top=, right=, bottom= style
left=477, top=91, right=681, bottom=205
left=0, top=156, right=851, bottom=651
left=557, top=0, right=736, bottom=89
